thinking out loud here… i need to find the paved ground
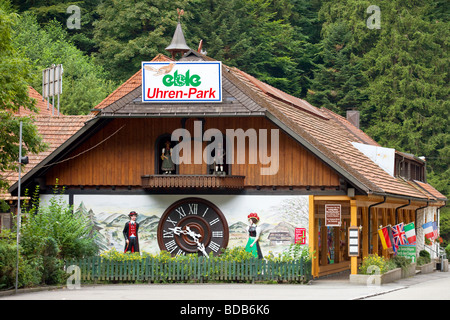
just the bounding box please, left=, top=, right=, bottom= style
left=1, top=270, right=449, bottom=301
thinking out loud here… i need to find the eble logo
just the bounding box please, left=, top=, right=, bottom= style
left=162, top=70, right=201, bottom=87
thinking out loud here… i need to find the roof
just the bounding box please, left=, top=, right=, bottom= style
left=14, top=86, right=58, bottom=116
left=230, top=67, right=430, bottom=200
left=93, top=54, right=174, bottom=112
left=1, top=115, right=94, bottom=200
left=411, top=180, right=447, bottom=201
left=6, top=53, right=446, bottom=204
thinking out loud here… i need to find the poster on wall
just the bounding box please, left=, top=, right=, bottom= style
left=73, top=194, right=310, bottom=257
left=325, top=204, right=341, bottom=227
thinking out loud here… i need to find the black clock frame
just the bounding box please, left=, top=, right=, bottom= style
left=157, top=197, right=229, bottom=256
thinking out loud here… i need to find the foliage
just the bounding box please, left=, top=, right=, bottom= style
left=419, top=249, right=431, bottom=260
left=10, top=12, right=116, bottom=115
left=389, top=255, right=412, bottom=272
left=264, top=243, right=312, bottom=262
left=0, top=1, right=47, bottom=190
left=306, top=21, right=366, bottom=115
left=20, top=184, right=99, bottom=261
left=0, top=240, right=42, bottom=289
left=359, top=254, right=390, bottom=275
left=417, top=256, right=430, bottom=267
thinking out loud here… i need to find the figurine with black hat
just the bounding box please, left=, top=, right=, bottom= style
left=123, top=211, right=140, bottom=253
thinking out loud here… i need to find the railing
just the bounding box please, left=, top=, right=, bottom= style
left=141, top=175, right=245, bottom=189
left=65, top=257, right=312, bottom=283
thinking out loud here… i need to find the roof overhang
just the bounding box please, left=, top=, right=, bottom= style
left=8, top=116, right=107, bottom=195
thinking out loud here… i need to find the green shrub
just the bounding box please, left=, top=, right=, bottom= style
left=389, top=255, right=412, bottom=272
left=417, top=256, right=431, bottom=266
left=0, top=241, right=42, bottom=289
left=419, top=250, right=431, bottom=260
left=359, top=254, right=390, bottom=275
left=264, top=243, right=312, bottom=262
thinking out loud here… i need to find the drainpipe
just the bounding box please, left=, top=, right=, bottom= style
left=394, top=199, right=411, bottom=225
left=368, top=196, right=386, bottom=254
left=414, top=201, right=429, bottom=231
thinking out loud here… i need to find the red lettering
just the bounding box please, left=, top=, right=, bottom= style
left=188, top=88, right=197, bottom=98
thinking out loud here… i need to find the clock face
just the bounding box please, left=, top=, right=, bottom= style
left=157, top=198, right=229, bottom=257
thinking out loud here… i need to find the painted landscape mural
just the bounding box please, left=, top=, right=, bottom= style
left=74, top=195, right=310, bottom=256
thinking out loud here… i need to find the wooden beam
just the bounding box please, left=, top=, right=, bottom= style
left=309, top=195, right=319, bottom=278
left=350, top=199, right=358, bottom=275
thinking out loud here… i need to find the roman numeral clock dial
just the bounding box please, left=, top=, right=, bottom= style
left=157, top=198, right=229, bottom=257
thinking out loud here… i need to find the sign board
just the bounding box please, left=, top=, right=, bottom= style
left=294, top=228, right=306, bottom=245
left=142, top=61, right=222, bottom=103
left=348, top=227, right=359, bottom=257
left=42, top=64, right=63, bottom=98
left=325, top=204, right=341, bottom=227
left=397, top=245, right=416, bottom=263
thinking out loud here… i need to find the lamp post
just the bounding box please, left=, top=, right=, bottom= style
left=15, top=121, right=28, bottom=294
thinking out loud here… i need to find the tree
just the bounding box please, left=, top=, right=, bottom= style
left=11, top=13, right=116, bottom=115
left=93, top=0, right=193, bottom=82
left=0, top=1, right=46, bottom=190
left=306, top=21, right=366, bottom=115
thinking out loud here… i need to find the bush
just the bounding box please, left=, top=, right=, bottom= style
left=419, top=249, right=431, bottom=260
left=417, top=256, right=431, bottom=266
left=21, top=184, right=98, bottom=261
left=0, top=240, right=42, bottom=289
left=264, top=243, right=312, bottom=262
left=359, top=254, right=390, bottom=275
left=389, top=255, right=412, bottom=272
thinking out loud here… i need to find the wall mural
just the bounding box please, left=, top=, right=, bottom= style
left=73, top=194, right=310, bottom=256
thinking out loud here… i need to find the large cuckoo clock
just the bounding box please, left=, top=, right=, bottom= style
left=157, top=198, right=229, bottom=257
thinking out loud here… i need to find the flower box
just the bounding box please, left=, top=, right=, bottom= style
left=401, top=263, right=416, bottom=278
left=416, top=261, right=435, bottom=274
left=349, top=268, right=402, bottom=285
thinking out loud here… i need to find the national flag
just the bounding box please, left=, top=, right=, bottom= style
left=391, top=222, right=408, bottom=246
left=404, top=222, right=416, bottom=244
left=422, top=221, right=435, bottom=240
left=378, top=225, right=393, bottom=250
left=432, top=221, right=438, bottom=240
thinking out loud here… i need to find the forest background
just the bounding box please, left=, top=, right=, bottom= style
left=1, top=0, right=448, bottom=245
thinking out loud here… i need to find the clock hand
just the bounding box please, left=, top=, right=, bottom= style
left=184, top=227, right=209, bottom=258
left=168, top=226, right=184, bottom=236
left=196, top=242, right=208, bottom=258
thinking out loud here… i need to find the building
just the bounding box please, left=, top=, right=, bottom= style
left=3, top=22, right=446, bottom=278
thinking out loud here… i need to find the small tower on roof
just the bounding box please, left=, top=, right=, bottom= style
left=165, top=8, right=190, bottom=59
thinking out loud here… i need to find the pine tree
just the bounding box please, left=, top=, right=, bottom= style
left=306, top=22, right=366, bottom=115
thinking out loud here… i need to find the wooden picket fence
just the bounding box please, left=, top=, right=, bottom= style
left=65, top=257, right=312, bottom=284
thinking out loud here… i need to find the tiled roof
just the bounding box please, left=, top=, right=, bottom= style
left=229, top=67, right=436, bottom=200
left=5, top=55, right=446, bottom=203
left=412, top=180, right=447, bottom=201
left=1, top=115, right=93, bottom=200
left=14, top=86, right=58, bottom=116
left=93, top=54, right=174, bottom=112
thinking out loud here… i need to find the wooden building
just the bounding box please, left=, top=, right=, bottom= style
left=3, top=26, right=447, bottom=278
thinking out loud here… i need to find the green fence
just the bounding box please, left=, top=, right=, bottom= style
left=65, top=257, right=312, bottom=283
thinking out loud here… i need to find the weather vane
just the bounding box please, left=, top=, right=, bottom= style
left=177, top=8, right=184, bottom=22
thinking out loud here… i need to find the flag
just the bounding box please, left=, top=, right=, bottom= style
left=378, top=225, right=393, bottom=250
left=422, top=221, right=435, bottom=240
left=432, top=221, right=438, bottom=240
left=404, top=222, right=416, bottom=244
left=392, top=222, right=408, bottom=246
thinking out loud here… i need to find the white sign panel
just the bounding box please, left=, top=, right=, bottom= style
left=142, top=61, right=222, bottom=103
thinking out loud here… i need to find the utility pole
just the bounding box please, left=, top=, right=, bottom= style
left=15, top=121, right=28, bottom=294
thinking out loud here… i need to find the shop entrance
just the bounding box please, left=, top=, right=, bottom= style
left=315, top=200, right=359, bottom=277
